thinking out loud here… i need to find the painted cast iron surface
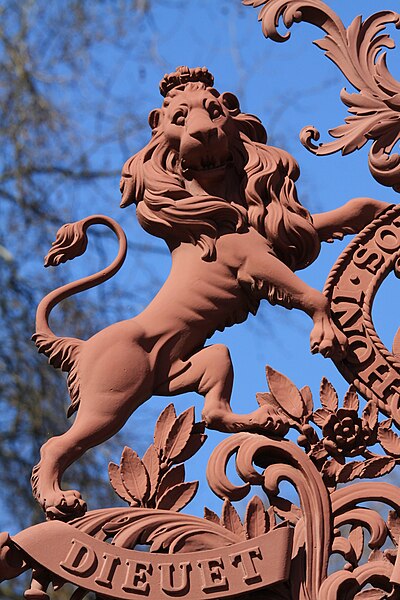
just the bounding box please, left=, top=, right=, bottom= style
left=0, top=1, right=400, bottom=599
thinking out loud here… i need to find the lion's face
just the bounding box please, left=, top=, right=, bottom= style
left=150, top=87, right=240, bottom=187
left=121, top=77, right=319, bottom=268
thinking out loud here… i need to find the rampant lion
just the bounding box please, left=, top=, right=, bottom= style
left=32, top=66, right=389, bottom=519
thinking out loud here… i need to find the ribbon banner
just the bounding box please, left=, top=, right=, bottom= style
left=3, top=521, right=293, bottom=599
left=324, top=204, right=400, bottom=421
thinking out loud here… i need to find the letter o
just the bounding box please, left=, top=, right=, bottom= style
left=376, top=226, right=400, bottom=253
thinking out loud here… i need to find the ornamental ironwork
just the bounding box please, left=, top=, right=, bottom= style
left=1, top=2, right=400, bottom=599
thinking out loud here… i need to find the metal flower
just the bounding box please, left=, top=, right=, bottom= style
left=322, top=408, right=371, bottom=458
left=312, top=381, right=378, bottom=460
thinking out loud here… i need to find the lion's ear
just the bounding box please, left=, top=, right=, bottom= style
left=148, top=108, right=161, bottom=130
left=220, top=92, right=240, bottom=115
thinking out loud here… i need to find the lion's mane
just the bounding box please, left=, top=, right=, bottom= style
left=120, top=87, right=320, bottom=270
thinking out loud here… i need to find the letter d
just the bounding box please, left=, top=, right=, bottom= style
left=60, top=538, right=97, bottom=577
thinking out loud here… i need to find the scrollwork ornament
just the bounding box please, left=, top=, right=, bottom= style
left=244, top=0, right=400, bottom=192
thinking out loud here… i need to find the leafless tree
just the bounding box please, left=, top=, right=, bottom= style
left=0, top=0, right=171, bottom=534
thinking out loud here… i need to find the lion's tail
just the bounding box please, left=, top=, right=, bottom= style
left=32, top=215, right=127, bottom=417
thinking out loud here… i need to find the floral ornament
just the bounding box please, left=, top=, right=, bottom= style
left=310, top=379, right=399, bottom=487
left=313, top=381, right=377, bottom=460
left=321, top=408, right=368, bottom=458
left=108, top=404, right=206, bottom=511
left=258, top=367, right=398, bottom=488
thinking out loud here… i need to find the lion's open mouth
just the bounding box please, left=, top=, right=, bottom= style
left=181, top=154, right=232, bottom=173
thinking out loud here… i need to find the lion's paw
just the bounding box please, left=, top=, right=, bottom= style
left=310, top=314, right=347, bottom=360
left=248, top=406, right=290, bottom=437
left=44, top=490, right=87, bottom=521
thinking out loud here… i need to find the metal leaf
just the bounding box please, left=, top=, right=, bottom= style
left=108, top=462, right=133, bottom=505
left=349, top=526, right=364, bottom=562
left=271, top=496, right=302, bottom=526
left=322, top=459, right=344, bottom=487
left=256, top=391, right=280, bottom=409
left=244, top=496, right=268, bottom=539
left=156, top=481, right=198, bottom=512
left=378, top=427, right=400, bottom=457
left=312, top=408, right=332, bottom=427
left=221, top=500, right=245, bottom=538
left=164, top=407, right=195, bottom=463
left=337, top=461, right=364, bottom=484
left=363, top=401, right=378, bottom=430
left=156, top=464, right=185, bottom=501
left=300, top=385, right=313, bottom=417
left=204, top=507, right=220, bottom=525
left=265, top=365, right=304, bottom=419
left=154, top=404, right=177, bottom=455
left=142, top=444, right=160, bottom=501
left=360, top=456, right=396, bottom=479
left=343, top=385, right=359, bottom=411
left=320, top=378, right=338, bottom=412
left=120, top=447, right=149, bottom=505
left=172, top=432, right=207, bottom=464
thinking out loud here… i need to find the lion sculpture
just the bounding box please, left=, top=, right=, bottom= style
left=32, top=66, right=388, bottom=519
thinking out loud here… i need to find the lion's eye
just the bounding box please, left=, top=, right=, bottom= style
left=172, top=111, right=186, bottom=126
left=208, top=103, right=223, bottom=120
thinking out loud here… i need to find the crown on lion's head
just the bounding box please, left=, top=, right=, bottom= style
left=159, top=66, right=214, bottom=97
left=120, top=66, right=320, bottom=269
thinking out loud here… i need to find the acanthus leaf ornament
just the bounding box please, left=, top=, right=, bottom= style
left=244, top=0, right=400, bottom=192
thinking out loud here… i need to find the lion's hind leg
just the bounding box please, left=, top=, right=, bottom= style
left=32, top=323, right=153, bottom=520
left=32, top=393, right=142, bottom=520
left=157, top=344, right=278, bottom=433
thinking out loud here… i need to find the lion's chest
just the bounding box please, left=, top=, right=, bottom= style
left=174, top=258, right=246, bottom=324
left=138, top=232, right=270, bottom=354
left=169, top=235, right=267, bottom=329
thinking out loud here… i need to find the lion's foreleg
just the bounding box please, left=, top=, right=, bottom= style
left=243, top=251, right=348, bottom=359
left=313, top=197, right=390, bottom=242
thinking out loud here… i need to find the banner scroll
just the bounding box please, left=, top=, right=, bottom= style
left=1, top=521, right=293, bottom=599
left=324, top=204, right=400, bottom=423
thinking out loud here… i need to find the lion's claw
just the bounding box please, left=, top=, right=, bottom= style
left=310, top=312, right=348, bottom=361
left=44, top=490, right=87, bottom=521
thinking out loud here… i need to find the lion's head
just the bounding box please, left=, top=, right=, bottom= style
left=120, top=66, right=320, bottom=269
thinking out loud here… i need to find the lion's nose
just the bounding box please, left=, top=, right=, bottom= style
left=187, top=122, right=218, bottom=144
